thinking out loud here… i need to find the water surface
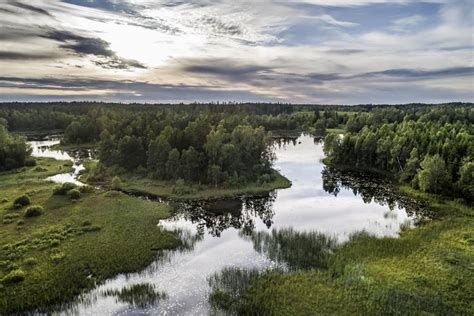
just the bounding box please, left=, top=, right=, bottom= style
left=48, top=134, right=423, bottom=315
left=29, top=136, right=93, bottom=186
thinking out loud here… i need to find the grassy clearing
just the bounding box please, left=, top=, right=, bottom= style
left=211, top=207, right=474, bottom=315
left=0, top=159, right=180, bottom=314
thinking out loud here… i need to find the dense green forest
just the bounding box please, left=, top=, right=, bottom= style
left=324, top=106, right=473, bottom=201
left=0, top=125, right=32, bottom=171
left=97, top=115, right=275, bottom=185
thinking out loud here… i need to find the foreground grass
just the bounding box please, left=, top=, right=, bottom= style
left=211, top=198, right=474, bottom=315
left=0, top=159, right=180, bottom=314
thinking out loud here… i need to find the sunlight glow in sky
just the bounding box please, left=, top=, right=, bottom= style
left=0, top=0, right=473, bottom=103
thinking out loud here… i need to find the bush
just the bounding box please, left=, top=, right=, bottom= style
left=13, top=195, right=30, bottom=207
left=24, top=158, right=36, bottom=167
left=24, top=205, right=44, bottom=218
left=111, top=176, right=122, bottom=190
left=67, top=189, right=81, bottom=200
left=2, top=269, right=26, bottom=284
left=34, top=166, right=48, bottom=172
left=172, top=179, right=194, bottom=196
left=0, top=197, right=8, bottom=204
left=79, top=185, right=95, bottom=193
left=23, top=258, right=38, bottom=267
left=53, top=182, right=77, bottom=195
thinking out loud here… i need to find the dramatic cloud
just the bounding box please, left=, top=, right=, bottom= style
left=8, top=1, right=52, bottom=16
left=0, top=0, right=472, bottom=103
left=42, top=30, right=146, bottom=69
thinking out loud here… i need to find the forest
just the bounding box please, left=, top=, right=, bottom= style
left=324, top=106, right=473, bottom=201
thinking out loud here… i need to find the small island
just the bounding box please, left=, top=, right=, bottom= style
left=75, top=114, right=293, bottom=200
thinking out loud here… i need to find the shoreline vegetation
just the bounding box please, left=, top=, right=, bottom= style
left=82, top=161, right=292, bottom=201
left=0, top=157, right=181, bottom=314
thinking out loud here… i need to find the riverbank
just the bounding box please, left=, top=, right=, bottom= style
left=0, top=158, right=181, bottom=314
left=119, top=170, right=291, bottom=201
left=82, top=161, right=292, bottom=201
left=209, top=182, right=474, bottom=315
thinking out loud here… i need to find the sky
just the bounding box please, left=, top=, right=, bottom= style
left=0, top=0, right=473, bottom=104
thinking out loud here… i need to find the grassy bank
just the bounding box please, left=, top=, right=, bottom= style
left=83, top=162, right=292, bottom=201
left=0, top=159, right=181, bottom=314
left=121, top=171, right=291, bottom=200
left=209, top=183, right=474, bottom=315
left=51, top=142, right=98, bottom=151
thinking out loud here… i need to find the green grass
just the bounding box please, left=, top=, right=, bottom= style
left=212, top=207, right=474, bottom=315
left=86, top=167, right=292, bottom=201
left=51, top=142, right=98, bottom=151
left=0, top=159, right=181, bottom=314
left=399, top=185, right=473, bottom=217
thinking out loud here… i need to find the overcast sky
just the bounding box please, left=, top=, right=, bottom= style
left=0, top=0, right=473, bottom=103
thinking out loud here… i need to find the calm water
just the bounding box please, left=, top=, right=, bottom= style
left=34, top=134, right=423, bottom=315
left=29, top=137, right=93, bottom=186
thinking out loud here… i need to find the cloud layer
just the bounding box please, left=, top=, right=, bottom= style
left=0, top=0, right=472, bottom=103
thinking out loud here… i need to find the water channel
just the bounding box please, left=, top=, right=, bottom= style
left=29, top=134, right=426, bottom=315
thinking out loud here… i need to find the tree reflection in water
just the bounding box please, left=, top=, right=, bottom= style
left=168, top=192, right=277, bottom=237
left=322, top=166, right=433, bottom=222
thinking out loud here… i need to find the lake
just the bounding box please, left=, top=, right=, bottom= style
left=30, top=134, right=425, bottom=315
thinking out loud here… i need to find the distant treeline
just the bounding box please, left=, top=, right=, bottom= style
left=324, top=106, right=474, bottom=201
left=0, top=102, right=470, bottom=131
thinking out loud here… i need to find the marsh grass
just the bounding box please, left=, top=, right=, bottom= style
left=248, top=228, right=337, bottom=270
left=211, top=215, right=474, bottom=315
left=0, top=158, right=181, bottom=314
left=103, top=283, right=167, bottom=308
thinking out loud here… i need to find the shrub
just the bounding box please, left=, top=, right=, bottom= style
left=24, top=257, right=38, bottom=267
left=13, top=195, right=30, bottom=207
left=67, top=189, right=81, bottom=200
left=24, top=158, right=37, bottom=167
left=53, top=182, right=77, bottom=195
left=34, top=166, right=48, bottom=172
left=111, top=176, right=122, bottom=190
left=0, top=198, right=8, bottom=204
left=2, top=269, right=26, bottom=284
left=50, top=251, right=65, bottom=264
left=172, top=179, right=194, bottom=196
left=79, top=185, right=95, bottom=193
left=24, top=205, right=44, bottom=218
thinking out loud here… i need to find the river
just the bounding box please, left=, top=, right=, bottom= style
left=29, top=134, right=424, bottom=315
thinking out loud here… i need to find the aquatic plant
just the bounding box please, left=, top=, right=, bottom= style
left=103, top=283, right=167, bottom=308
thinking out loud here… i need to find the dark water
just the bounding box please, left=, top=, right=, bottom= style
left=35, top=134, right=425, bottom=315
